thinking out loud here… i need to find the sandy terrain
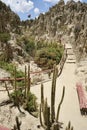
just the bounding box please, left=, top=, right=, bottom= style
left=0, top=43, right=87, bottom=130
left=0, top=87, right=43, bottom=130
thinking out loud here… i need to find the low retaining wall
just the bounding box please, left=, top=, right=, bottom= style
left=76, top=83, right=87, bottom=115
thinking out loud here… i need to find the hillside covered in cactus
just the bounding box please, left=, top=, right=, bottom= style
left=0, top=0, right=87, bottom=130
left=0, top=0, right=20, bottom=33
left=25, top=0, right=87, bottom=59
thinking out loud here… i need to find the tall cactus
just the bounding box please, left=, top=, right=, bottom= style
left=40, top=65, right=65, bottom=130
left=51, top=64, right=58, bottom=123
left=27, top=65, right=30, bottom=93
left=14, top=66, right=17, bottom=91
left=56, top=86, right=65, bottom=121
left=41, top=83, right=44, bottom=112
left=25, top=66, right=27, bottom=98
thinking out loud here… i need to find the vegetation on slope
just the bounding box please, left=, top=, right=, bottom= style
left=0, top=0, right=20, bottom=33
left=35, top=43, right=64, bottom=69
left=17, top=35, right=64, bottom=69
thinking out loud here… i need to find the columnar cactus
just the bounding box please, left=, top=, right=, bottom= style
left=41, top=83, right=44, bottom=112
left=25, top=66, right=27, bottom=98
left=25, top=65, right=31, bottom=98
left=27, top=65, right=30, bottom=93
left=51, top=65, right=58, bottom=122
left=14, top=66, right=17, bottom=91
left=56, top=86, right=65, bottom=121
left=40, top=65, right=65, bottom=130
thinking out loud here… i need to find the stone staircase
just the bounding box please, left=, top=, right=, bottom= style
left=65, top=44, right=76, bottom=64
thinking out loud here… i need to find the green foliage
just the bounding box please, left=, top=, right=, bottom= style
left=10, top=90, right=37, bottom=113
left=24, top=39, right=35, bottom=56
left=0, top=61, right=25, bottom=87
left=16, top=36, right=35, bottom=57
left=0, top=61, right=14, bottom=74
left=10, top=90, right=23, bottom=105
left=3, top=43, right=13, bottom=62
left=0, top=33, right=10, bottom=43
left=0, top=61, right=24, bottom=77
left=25, top=92, right=37, bottom=112
left=35, top=44, right=64, bottom=69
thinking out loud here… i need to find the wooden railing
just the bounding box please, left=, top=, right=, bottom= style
left=0, top=46, right=67, bottom=89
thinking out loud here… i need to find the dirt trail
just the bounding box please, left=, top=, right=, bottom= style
left=31, top=43, right=87, bottom=130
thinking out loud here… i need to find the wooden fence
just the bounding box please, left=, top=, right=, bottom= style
left=0, top=46, right=67, bottom=90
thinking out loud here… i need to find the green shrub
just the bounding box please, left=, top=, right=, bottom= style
left=4, top=43, right=13, bottom=62
left=0, top=61, right=25, bottom=87
left=26, top=92, right=37, bottom=112
left=0, top=61, right=14, bottom=74
left=0, top=33, right=10, bottom=43
left=10, top=90, right=23, bottom=105
left=35, top=44, right=64, bottom=69
left=25, top=39, right=35, bottom=56
left=10, top=90, right=37, bottom=113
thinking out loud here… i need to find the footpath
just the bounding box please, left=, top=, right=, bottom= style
left=31, top=43, right=87, bottom=130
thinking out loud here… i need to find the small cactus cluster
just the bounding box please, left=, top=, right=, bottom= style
left=65, top=122, right=73, bottom=130
left=5, top=65, right=31, bottom=99
left=40, top=65, right=65, bottom=130
left=12, top=65, right=31, bottom=108
left=5, top=65, right=37, bottom=115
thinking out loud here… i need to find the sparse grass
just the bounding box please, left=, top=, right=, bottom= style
left=0, top=61, right=25, bottom=87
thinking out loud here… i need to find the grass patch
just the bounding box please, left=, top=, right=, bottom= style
left=0, top=61, right=25, bottom=87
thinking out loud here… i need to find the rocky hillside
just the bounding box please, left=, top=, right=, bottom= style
left=26, top=0, right=87, bottom=60
left=0, top=0, right=30, bottom=64
left=0, top=0, right=20, bottom=33
left=0, top=0, right=87, bottom=62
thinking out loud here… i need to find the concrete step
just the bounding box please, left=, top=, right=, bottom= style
left=66, top=58, right=76, bottom=63
left=66, top=47, right=72, bottom=49
left=66, top=61, right=76, bottom=64
left=67, top=58, right=76, bottom=61
left=67, top=53, right=74, bottom=55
